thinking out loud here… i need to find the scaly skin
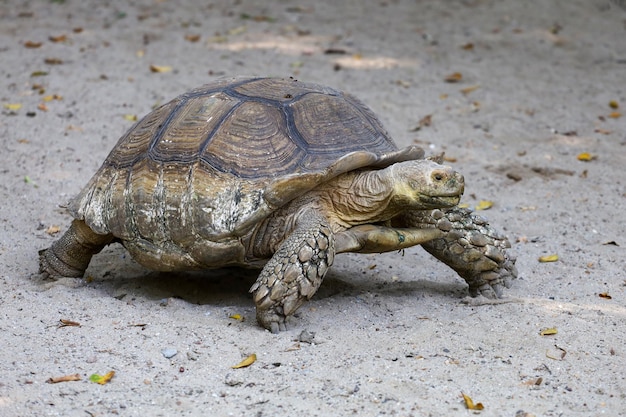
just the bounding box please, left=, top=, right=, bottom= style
left=250, top=209, right=334, bottom=333
left=397, top=207, right=518, bottom=298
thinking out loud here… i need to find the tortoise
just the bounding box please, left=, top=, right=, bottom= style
left=39, top=76, right=517, bottom=332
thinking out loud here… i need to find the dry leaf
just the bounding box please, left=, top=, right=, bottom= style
left=461, top=392, right=484, bottom=410
left=475, top=200, right=493, bottom=210
left=546, top=345, right=567, bottom=360
left=609, top=100, right=619, bottom=109
left=538, top=254, right=559, bottom=262
left=150, top=64, right=173, bottom=73
left=37, top=103, right=49, bottom=112
left=461, top=43, right=474, bottom=50
left=539, top=327, right=558, bottom=336
left=229, top=314, right=244, bottom=321
left=577, top=152, right=595, bottom=161
left=231, top=354, right=256, bottom=369
left=444, top=72, right=463, bottom=83
left=44, top=57, right=63, bottom=65
left=89, top=371, right=115, bottom=385
left=45, top=225, right=60, bottom=235
left=49, top=34, right=67, bottom=43
left=608, top=111, right=622, bottom=119
left=460, top=85, right=480, bottom=95
left=184, top=34, right=201, bottom=42
left=59, top=319, right=80, bottom=327
left=285, top=343, right=301, bottom=352
left=47, top=373, right=81, bottom=384
left=599, top=292, right=612, bottom=299
left=24, top=40, right=42, bottom=48
left=42, top=94, right=62, bottom=102
left=3, top=103, right=22, bottom=111
left=228, top=25, right=247, bottom=36
left=124, top=114, right=138, bottom=121
left=522, top=377, right=543, bottom=386
left=595, top=128, right=612, bottom=135
left=418, top=114, right=432, bottom=127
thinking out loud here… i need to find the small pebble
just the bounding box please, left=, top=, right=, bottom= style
left=161, top=348, right=177, bottom=359
left=297, top=329, right=316, bottom=344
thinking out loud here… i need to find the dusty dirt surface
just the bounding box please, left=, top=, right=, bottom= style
left=1, top=0, right=625, bottom=416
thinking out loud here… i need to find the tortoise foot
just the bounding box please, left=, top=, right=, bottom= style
left=256, top=307, right=289, bottom=333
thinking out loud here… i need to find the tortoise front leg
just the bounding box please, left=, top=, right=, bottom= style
left=250, top=210, right=334, bottom=333
left=39, top=219, right=114, bottom=278
left=398, top=207, right=517, bottom=298
left=334, top=224, right=444, bottom=254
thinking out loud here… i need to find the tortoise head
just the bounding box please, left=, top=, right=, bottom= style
left=390, top=159, right=464, bottom=210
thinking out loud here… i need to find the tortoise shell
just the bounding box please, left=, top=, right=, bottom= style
left=70, top=77, right=424, bottom=265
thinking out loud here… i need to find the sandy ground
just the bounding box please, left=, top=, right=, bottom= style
left=1, top=0, right=625, bottom=416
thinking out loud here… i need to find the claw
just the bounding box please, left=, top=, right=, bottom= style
left=256, top=307, right=289, bottom=333
left=270, top=322, right=280, bottom=334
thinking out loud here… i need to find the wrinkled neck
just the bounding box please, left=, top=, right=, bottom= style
left=322, top=167, right=399, bottom=227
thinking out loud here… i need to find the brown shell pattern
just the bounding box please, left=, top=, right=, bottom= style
left=105, top=77, right=398, bottom=177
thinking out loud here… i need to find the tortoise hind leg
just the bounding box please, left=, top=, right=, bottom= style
left=39, top=219, right=114, bottom=278
left=250, top=210, right=334, bottom=333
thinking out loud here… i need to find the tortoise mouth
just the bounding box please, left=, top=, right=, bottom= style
left=419, top=194, right=461, bottom=208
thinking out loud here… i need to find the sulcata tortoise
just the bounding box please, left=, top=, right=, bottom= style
left=40, top=76, right=517, bottom=332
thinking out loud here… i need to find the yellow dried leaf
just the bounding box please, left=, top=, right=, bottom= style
left=538, top=254, right=559, bottom=262
left=229, top=314, right=244, bottom=321
left=46, top=225, right=61, bottom=235
left=577, top=152, right=594, bottom=161
left=460, top=84, right=480, bottom=95
left=124, top=114, right=138, bottom=121
left=3, top=103, right=22, bottom=111
left=608, top=111, right=622, bottom=119
left=458, top=202, right=470, bottom=209
left=444, top=72, right=463, bottom=83
left=37, top=103, right=49, bottom=112
left=89, top=371, right=115, bottom=384
left=609, top=100, right=619, bottom=109
left=42, top=94, right=62, bottom=102
left=150, top=64, right=173, bottom=73
left=461, top=392, right=484, bottom=410
left=475, top=200, right=493, bottom=210
left=228, top=25, right=247, bottom=36
left=231, top=354, right=256, bottom=369
left=540, top=327, right=558, bottom=336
